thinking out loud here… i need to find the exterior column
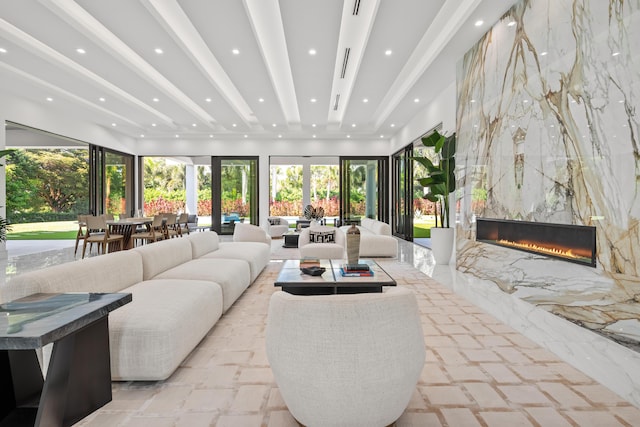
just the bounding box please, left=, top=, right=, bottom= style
left=365, top=162, right=376, bottom=219
left=185, top=164, right=196, bottom=215
left=302, top=162, right=311, bottom=212
left=0, top=118, right=7, bottom=260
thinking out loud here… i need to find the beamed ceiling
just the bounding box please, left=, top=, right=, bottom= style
left=0, top=0, right=516, bottom=142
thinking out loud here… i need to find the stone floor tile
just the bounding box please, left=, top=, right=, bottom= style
left=476, top=335, right=511, bottom=347
left=405, top=388, right=429, bottom=410
left=200, top=365, right=238, bottom=388
left=433, top=348, right=467, bottom=365
left=395, top=412, right=442, bottom=426
left=450, top=334, right=482, bottom=349
left=230, top=385, right=270, bottom=412
left=421, top=364, right=450, bottom=384
left=573, top=384, right=629, bottom=404
left=77, top=413, right=130, bottom=427
left=182, top=388, right=234, bottom=411
left=216, top=414, right=264, bottom=427
left=121, top=416, right=176, bottom=427
left=267, top=411, right=300, bottom=427
left=437, top=324, right=469, bottom=335
left=510, top=365, right=560, bottom=381
left=266, top=388, right=287, bottom=409
left=210, top=350, right=252, bottom=365
left=462, top=349, right=502, bottom=362
left=427, top=335, right=456, bottom=347
left=565, top=411, right=627, bottom=427
left=492, top=346, right=532, bottom=364
left=497, top=385, right=552, bottom=405
left=445, top=365, right=489, bottom=382
left=175, top=412, right=217, bottom=427
left=237, top=367, right=274, bottom=383
left=479, top=411, right=534, bottom=427
left=546, top=362, right=594, bottom=383
left=538, top=382, right=590, bottom=407
left=421, top=385, right=473, bottom=405
left=480, top=363, right=522, bottom=384
left=614, top=406, right=640, bottom=425
left=525, top=407, right=573, bottom=427
left=440, top=408, right=482, bottom=427
left=144, top=385, right=192, bottom=413
left=464, top=383, right=509, bottom=408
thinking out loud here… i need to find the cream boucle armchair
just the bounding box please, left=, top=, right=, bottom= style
left=266, top=287, right=425, bottom=427
left=265, top=216, right=290, bottom=237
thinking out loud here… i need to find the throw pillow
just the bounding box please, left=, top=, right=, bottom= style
left=309, top=230, right=335, bottom=243
left=268, top=218, right=280, bottom=226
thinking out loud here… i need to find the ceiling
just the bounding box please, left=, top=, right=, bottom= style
left=0, top=0, right=517, bottom=143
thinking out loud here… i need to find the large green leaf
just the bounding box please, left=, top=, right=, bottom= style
left=441, top=135, right=456, bottom=159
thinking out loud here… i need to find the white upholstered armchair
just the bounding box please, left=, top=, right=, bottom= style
left=297, top=225, right=345, bottom=259
left=266, top=287, right=425, bottom=427
left=265, top=216, right=290, bottom=238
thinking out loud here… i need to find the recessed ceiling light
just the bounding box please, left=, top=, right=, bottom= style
left=155, top=48, right=163, bottom=54
left=272, top=123, right=277, bottom=127
left=390, top=123, right=395, bottom=128
left=470, top=99, right=476, bottom=103
left=523, top=99, right=529, bottom=103
left=312, top=134, right=316, bottom=138
left=351, top=123, right=356, bottom=128
left=507, top=21, right=516, bottom=27
left=244, top=134, right=248, bottom=138
left=151, top=123, right=157, bottom=127
left=76, top=48, right=86, bottom=54
left=232, top=123, right=237, bottom=127
left=347, top=135, right=351, bottom=138
left=475, top=20, right=484, bottom=27
left=310, top=98, right=317, bottom=103
left=46, top=97, right=53, bottom=102
left=278, top=134, right=282, bottom=138
left=414, top=98, right=420, bottom=103
left=111, top=123, right=116, bottom=127
left=258, top=98, right=265, bottom=103
left=175, top=134, right=179, bottom=138
left=232, top=48, right=240, bottom=55
left=612, top=51, right=620, bottom=57
left=192, top=123, right=197, bottom=127
left=312, top=123, right=317, bottom=128
left=308, top=48, right=316, bottom=55
left=363, top=98, right=368, bottom=103
left=205, top=98, right=212, bottom=103
left=210, top=134, right=214, bottom=138
left=540, top=51, right=548, bottom=56
left=153, top=97, right=159, bottom=102
left=380, top=135, right=384, bottom=138
left=99, top=97, right=105, bottom=102
left=140, top=134, right=145, bottom=138
left=0, top=47, right=7, bottom=53
left=619, top=100, right=624, bottom=103
left=385, top=49, right=392, bottom=56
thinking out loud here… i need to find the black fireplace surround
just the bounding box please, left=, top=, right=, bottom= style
left=476, top=218, right=597, bottom=267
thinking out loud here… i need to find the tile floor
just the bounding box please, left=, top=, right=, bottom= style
left=3, top=238, right=640, bottom=426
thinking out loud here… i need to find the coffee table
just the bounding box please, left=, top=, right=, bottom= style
left=275, top=259, right=396, bottom=295
left=0, top=292, right=131, bottom=427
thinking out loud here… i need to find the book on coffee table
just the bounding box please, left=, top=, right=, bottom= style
left=342, top=263, right=371, bottom=272
left=340, top=267, right=374, bottom=277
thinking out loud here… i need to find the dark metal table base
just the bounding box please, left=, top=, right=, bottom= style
left=282, top=233, right=299, bottom=248
left=281, top=285, right=383, bottom=295
left=1, top=317, right=112, bottom=427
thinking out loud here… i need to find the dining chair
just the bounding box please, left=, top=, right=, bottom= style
left=74, top=214, right=89, bottom=256
left=132, top=215, right=165, bottom=246
left=163, top=213, right=179, bottom=239
left=82, top=215, right=124, bottom=258
left=177, top=213, right=190, bottom=236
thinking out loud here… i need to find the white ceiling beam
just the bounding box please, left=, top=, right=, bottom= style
left=142, top=0, right=259, bottom=130
left=41, top=0, right=216, bottom=128
left=243, top=0, right=300, bottom=129
left=0, top=17, right=175, bottom=128
left=371, top=0, right=482, bottom=130
left=327, top=0, right=380, bottom=129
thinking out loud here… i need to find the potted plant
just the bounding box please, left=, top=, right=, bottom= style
left=412, top=130, right=456, bottom=264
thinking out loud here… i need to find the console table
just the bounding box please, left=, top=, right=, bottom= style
left=0, top=292, right=131, bottom=427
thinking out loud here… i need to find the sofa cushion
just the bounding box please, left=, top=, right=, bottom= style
left=109, top=278, right=223, bottom=381
left=1, top=250, right=144, bottom=303
left=153, top=258, right=250, bottom=312
left=362, top=218, right=392, bottom=236
left=187, top=231, right=220, bottom=258
left=201, top=242, right=270, bottom=282
left=133, top=237, right=194, bottom=281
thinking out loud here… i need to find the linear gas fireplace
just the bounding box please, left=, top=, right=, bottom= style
left=476, top=218, right=597, bottom=267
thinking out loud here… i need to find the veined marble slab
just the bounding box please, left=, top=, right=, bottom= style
left=455, top=0, right=640, bottom=353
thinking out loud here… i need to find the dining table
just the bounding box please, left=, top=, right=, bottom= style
left=106, top=218, right=152, bottom=250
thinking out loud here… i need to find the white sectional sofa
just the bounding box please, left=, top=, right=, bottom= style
left=340, top=218, right=398, bottom=257
left=1, top=231, right=270, bottom=381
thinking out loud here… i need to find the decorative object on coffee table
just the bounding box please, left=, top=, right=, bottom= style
left=346, top=223, right=361, bottom=264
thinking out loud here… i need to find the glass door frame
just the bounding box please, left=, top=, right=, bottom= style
left=391, top=144, right=413, bottom=240
left=89, top=145, right=134, bottom=216
left=211, top=156, right=259, bottom=234
left=339, top=156, right=389, bottom=224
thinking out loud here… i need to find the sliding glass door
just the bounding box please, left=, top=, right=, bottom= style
left=339, top=157, right=388, bottom=224
left=391, top=145, right=413, bottom=240
left=212, top=157, right=259, bottom=235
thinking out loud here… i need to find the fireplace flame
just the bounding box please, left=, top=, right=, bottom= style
left=497, top=239, right=583, bottom=260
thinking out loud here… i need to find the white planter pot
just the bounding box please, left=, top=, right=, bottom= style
left=430, top=227, right=454, bottom=264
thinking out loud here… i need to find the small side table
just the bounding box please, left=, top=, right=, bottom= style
left=0, top=292, right=131, bottom=427
left=282, top=232, right=300, bottom=248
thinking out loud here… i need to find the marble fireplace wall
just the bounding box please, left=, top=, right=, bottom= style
left=455, top=0, right=640, bottom=351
